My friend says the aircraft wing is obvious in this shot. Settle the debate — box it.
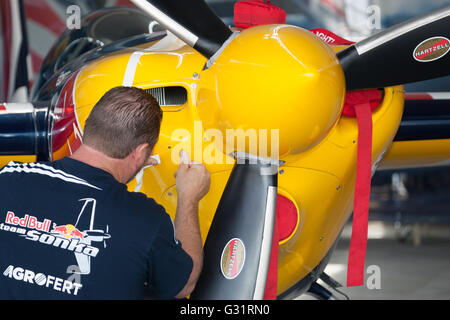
[380,93,450,170]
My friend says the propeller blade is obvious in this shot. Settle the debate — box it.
[190,154,279,300]
[130,0,232,58]
[338,5,450,91]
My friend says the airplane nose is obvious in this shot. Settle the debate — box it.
[197,24,346,159]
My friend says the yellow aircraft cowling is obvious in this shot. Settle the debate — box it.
[276,85,405,293]
[60,31,404,296]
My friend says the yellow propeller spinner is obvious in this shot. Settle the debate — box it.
[197,24,346,159]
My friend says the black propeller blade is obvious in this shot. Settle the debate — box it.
[130,0,232,58]
[190,154,279,300]
[338,5,450,91]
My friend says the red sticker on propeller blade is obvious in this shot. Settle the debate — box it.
[413,37,450,62]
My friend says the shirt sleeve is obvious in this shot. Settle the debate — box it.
[148,212,193,299]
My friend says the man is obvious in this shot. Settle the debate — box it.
[0,87,210,299]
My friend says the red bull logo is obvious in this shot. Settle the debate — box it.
[2,199,108,283]
[52,225,68,234]
[51,224,85,239]
[5,211,51,232]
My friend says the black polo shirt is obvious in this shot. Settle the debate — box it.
[0,157,192,299]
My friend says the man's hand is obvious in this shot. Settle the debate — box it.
[175,150,210,205]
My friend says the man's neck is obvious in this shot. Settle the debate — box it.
[70,145,131,184]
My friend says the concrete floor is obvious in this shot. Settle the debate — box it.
[297,222,450,300]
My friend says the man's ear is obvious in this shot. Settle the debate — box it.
[132,143,151,165]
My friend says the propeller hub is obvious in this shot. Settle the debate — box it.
[197,25,345,158]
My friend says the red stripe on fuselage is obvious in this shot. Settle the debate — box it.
[404,93,433,100]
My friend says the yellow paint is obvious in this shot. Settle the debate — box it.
[380,139,450,170]
[0,155,36,168]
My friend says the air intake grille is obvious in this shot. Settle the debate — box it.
[145,86,188,107]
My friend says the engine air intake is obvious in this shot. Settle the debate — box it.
[145,86,188,107]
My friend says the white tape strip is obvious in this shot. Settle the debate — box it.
[134,155,161,192]
[123,51,145,87]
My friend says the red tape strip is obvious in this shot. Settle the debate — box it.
[347,102,373,287]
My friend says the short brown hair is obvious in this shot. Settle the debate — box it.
[83,86,163,159]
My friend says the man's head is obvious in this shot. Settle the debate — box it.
[82,86,163,183]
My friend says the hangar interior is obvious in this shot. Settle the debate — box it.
[1,0,449,300]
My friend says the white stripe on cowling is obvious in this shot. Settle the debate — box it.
[122,31,185,88]
[122,51,145,87]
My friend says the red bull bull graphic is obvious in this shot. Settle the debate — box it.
[52,224,68,234]
[51,224,85,239]
[70,228,85,239]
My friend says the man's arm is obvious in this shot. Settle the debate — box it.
[173,151,210,299]
[173,198,203,298]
